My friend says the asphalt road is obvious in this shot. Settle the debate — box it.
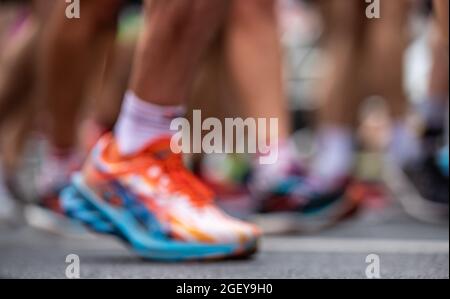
[0,200,448,279]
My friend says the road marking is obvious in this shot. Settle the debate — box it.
[262,237,449,254]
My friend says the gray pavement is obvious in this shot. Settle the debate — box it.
[0,200,448,279]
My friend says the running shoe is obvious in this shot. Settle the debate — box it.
[248,165,361,234]
[385,121,449,224]
[387,153,449,224]
[195,153,255,218]
[36,147,81,214]
[61,134,260,261]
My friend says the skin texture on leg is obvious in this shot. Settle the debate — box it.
[130,0,228,106]
[433,0,449,44]
[186,35,232,163]
[318,0,411,126]
[0,0,54,127]
[364,0,411,120]
[428,22,449,101]
[0,20,37,173]
[0,0,54,172]
[224,0,290,141]
[38,0,122,149]
[187,0,289,158]
[317,0,366,128]
[428,0,449,105]
[92,41,135,130]
[188,36,230,127]
[0,18,37,126]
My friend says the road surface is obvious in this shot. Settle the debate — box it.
[0,200,448,279]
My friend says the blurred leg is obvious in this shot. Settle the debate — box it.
[0,0,53,172]
[129,0,227,105]
[317,0,366,128]
[392,0,449,224]
[424,0,449,129]
[433,0,449,43]
[34,0,122,203]
[224,0,289,142]
[0,0,53,128]
[0,17,37,128]
[116,0,228,155]
[312,0,366,184]
[365,0,411,120]
[422,23,449,130]
[39,0,122,150]
[364,0,421,166]
[92,41,135,130]
[429,25,449,101]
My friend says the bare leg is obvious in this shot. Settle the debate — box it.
[364,0,411,120]
[0,0,53,172]
[433,0,449,43]
[427,0,449,115]
[307,0,368,185]
[0,0,53,128]
[428,24,449,101]
[317,0,366,128]
[130,0,227,106]
[0,17,37,127]
[92,41,135,130]
[113,0,229,157]
[224,0,289,141]
[38,0,122,149]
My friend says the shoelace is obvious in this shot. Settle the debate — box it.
[134,137,214,207]
[162,153,214,207]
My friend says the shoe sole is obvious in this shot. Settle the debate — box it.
[61,173,258,261]
[250,190,360,234]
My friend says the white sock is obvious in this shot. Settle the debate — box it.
[312,126,354,182]
[388,121,422,166]
[114,91,185,156]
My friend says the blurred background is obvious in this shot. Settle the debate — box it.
[0,0,448,278]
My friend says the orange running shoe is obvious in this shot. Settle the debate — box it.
[61,134,260,261]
